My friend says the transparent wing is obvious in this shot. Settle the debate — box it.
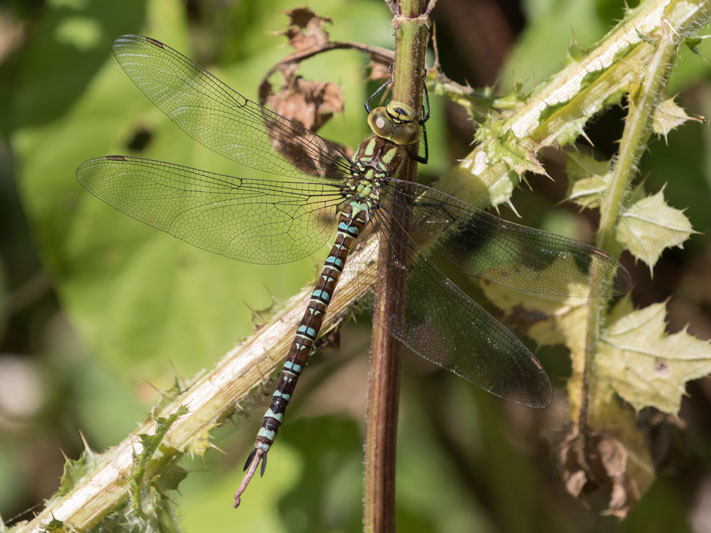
[361,207,552,408]
[76,156,343,265]
[381,180,632,298]
[112,34,353,181]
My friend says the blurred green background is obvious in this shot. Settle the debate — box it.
[1,0,710,531]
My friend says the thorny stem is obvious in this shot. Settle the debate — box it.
[18,240,381,531]
[363,1,430,532]
[577,1,706,434]
[439,0,705,211]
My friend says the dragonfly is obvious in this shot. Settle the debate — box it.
[76,34,632,508]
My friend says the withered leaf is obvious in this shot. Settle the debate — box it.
[367,58,391,83]
[281,7,332,52]
[265,77,343,132]
[257,75,349,176]
[560,430,649,519]
[255,7,350,174]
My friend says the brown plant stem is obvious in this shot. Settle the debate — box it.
[258,41,396,101]
[363,1,430,531]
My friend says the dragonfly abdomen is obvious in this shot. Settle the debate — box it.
[251,203,369,455]
[236,137,406,507]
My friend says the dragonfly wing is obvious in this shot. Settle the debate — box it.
[369,209,552,408]
[112,34,352,181]
[77,156,343,265]
[382,180,632,298]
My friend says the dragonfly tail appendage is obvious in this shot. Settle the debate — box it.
[234,449,265,507]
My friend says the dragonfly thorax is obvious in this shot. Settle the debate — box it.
[343,136,406,210]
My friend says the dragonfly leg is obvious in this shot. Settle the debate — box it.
[364,64,393,113]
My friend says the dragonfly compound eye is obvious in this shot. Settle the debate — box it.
[367,107,394,138]
[391,122,420,145]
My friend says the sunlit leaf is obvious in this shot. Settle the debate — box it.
[565,152,611,209]
[652,97,693,143]
[597,302,711,414]
[617,187,695,270]
[57,447,101,497]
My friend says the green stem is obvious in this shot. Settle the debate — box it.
[578,1,696,431]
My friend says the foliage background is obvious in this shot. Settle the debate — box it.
[0,0,710,531]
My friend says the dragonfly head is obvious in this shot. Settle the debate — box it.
[367,101,420,146]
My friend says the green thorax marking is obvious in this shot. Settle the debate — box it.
[345,136,405,207]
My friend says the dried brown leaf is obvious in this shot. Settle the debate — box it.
[255,77,348,178]
[265,77,343,132]
[281,7,332,52]
[255,7,350,176]
[560,430,647,519]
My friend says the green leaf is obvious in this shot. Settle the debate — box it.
[480,279,665,517]
[131,406,188,510]
[57,447,101,497]
[555,115,593,147]
[652,97,693,142]
[475,120,547,176]
[566,37,588,63]
[616,187,695,270]
[38,518,65,533]
[597,302,711,413]
[482,274,598,350]
[684,36,703,54]
[565,152,611,209]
